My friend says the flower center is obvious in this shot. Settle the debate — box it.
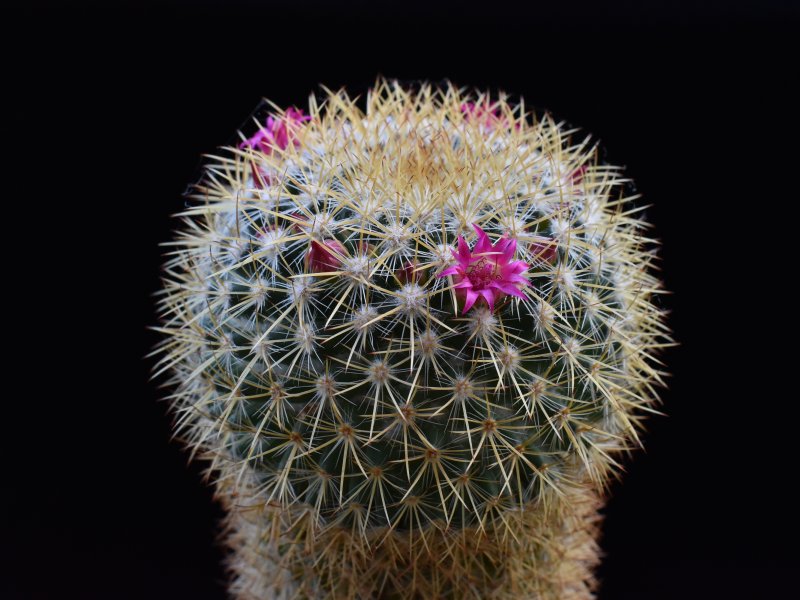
[466,258,499,289]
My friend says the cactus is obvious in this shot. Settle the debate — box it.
[155,80,669,599]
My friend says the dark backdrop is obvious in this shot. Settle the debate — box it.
[8,1,797,598]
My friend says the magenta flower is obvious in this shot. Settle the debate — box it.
[461,101,502,124]
[461,101,519,132]
[438,224,530,314]
[239,107,311,154]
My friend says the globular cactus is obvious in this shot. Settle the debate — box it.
[155,80,669,599]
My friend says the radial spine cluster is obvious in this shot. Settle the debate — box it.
[156,80,669,599]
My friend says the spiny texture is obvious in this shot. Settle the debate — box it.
[155,80,669,599]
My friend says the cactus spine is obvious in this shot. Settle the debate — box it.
[155,80,669,599]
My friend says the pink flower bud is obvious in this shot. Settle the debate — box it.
[570,164,588,184]
[287,212,308,233]
[306,239,345,273]
[396,260,423,284]
[250,162,272,189]
[356,240,374,254]
[529,239,557,264]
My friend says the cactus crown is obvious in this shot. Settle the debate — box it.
[155,79,668,597]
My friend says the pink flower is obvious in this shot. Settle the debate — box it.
[461,101,518,131]
[438,224,530,314]
[461,101,502,124]
[239,107,311,154]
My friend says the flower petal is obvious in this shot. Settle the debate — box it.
[499,236,517,260]
[456,236,471,263]
[438,265,460,278]
[493,281,528,299]
[462,289,480,314]
[473,224,493,254]
[478,288,496,312]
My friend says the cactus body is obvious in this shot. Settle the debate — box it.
[156,80,668,599]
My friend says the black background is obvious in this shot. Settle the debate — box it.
[8,1,798,598]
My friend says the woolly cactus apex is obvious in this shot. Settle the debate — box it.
[155,80,669,599]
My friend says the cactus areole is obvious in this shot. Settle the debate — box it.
[155,80,669,599]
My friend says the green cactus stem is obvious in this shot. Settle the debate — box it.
[155,79,669,599]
